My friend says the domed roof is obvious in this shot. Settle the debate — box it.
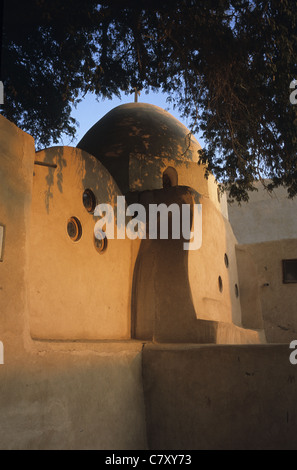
[77,103,201,193]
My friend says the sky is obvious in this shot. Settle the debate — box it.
[57,89,205,148]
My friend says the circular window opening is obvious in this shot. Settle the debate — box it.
[83,189,97,213]
[94,231,107,254]
[224,253,229,268]
[235,284,239,298]
[218,276,223,293]
[67,217,82,242]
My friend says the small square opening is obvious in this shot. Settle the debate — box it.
[282,259,297,284]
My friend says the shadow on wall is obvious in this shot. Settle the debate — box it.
[35,147,67,213]
[35,146,121,217]
[131,185,219,343]
[132,236,200,343]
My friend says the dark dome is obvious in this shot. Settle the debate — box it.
[77,103,201,194]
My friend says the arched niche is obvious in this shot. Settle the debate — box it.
[162,166,178,188]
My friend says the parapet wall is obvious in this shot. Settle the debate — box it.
[0,341,147,450]
[1,341,296,449]
[143,344,297,450]
[0,115,35,354]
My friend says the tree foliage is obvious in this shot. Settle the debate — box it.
[2,0,297,200]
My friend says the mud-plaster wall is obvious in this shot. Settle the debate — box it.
[0,116,147,449]
[129,154,229,219]
[131,186,263,344]
[1,114,296,450]
[241,240,297,343]
[188,196,241,325]
[0,342,147,450]
[143,344,297,450]
[0,115,34,352]
[129,153,243,333]
[29,146,133,340]
[228,180,297,244]
[235,246,264,330]
[226,181,297,343]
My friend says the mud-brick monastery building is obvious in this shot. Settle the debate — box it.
[1,103,297,449]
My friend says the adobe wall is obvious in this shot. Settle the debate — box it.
[188,196,241,326]
[131,185,264,344]
[235,245,264,330]
[143,344,297,450]
[0,116,147,450]
[29,146,133,340]
[226,181,297,343]
[129,154,229,219]
[241,240,297,343]
[1,340,297,450]
[1,115,292,450]
[228,181,297,244]
[0,114,35,354]
[0,341,147,450]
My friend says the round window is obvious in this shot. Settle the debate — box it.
[67,217,82,242]
[83,189,97,213]
[218,276,223,293]
[224,253,229,268]
[94,230,107,254]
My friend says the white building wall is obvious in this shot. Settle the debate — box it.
[228,181,297,244]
